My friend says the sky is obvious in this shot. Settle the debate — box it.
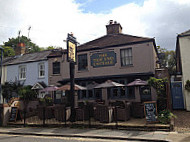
[0,0,190,50]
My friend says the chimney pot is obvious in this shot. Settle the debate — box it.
[109,20,113,25]
[106,20,122,35]
[14,43,26,56]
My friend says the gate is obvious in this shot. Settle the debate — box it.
[171,82,184,109]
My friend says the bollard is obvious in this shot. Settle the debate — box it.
[64,107,66,127]
[115,106,118,129]
[43,107,45,126]
[88,107,91,128]
[24,109,26,127]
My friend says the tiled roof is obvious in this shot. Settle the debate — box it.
[47,49,66,58]
[2,56,15,64]
[179,29,190,36]
[4,50,52,65]
[78,33,153,51]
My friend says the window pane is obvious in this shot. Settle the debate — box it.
[127,86,135,99]
[120,87,125,96]
[88,90,93,98]
[78,54,88,71]
[39,63,45,77]
[95,89,102,99]
[19,66,26,80]
[53,62,60,74]
[121,48,132,66]
[113,88,118,97]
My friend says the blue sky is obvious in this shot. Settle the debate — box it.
[76,0,144,13]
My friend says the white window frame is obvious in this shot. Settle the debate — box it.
[38,62,45,78]
[19,65,26,80]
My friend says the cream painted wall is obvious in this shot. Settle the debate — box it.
[1,66,7,103]
[179,35,190,110]
[1,66,7,84]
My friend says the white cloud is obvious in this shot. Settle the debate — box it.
[0,0,190,50]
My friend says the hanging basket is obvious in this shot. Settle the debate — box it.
[185,80,190,92]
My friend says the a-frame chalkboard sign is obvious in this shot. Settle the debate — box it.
[144,101,158,123]
[9,107,22,122]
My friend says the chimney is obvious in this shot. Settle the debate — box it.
[15,43,26,56]
[106,20,122,35]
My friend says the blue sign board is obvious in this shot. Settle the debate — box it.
[90,51,117,68]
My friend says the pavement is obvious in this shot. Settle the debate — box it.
[0,127,190,142]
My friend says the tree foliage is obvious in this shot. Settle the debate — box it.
[185,80,190,92]
[3,35,42,54]
[46,46,55,50]
[2,46,15,57]
[157,46,176,75]
[18,85,36,101]
[2,81,24,103]
[148,77,168,112]
[2,36,60,57]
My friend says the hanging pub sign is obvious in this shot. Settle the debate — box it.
[90,51,117,68]
[67,33,77,63]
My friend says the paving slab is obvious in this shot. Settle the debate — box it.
[0,127,170,141]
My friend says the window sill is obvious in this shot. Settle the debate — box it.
[120,64,133,69]
[19,78,26,81]
[38,76,45,79]
[52,74,61,76]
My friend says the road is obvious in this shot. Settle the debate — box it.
[0,134,140,142]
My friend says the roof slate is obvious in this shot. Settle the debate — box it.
[179,29,190,36]
[47,49,66,58]
[3,50,52,65]
[78,33,153,51]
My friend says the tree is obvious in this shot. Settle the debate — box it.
[148,77,168,112]
[2,82,13,103]
[18,85,36,126]
[2,46,15,57]
[18,85,36,101]
[46,46,62,50]
[157,46,176,75]
[4,35,42,53]
[1,81,24,103]
[46,46,55,50]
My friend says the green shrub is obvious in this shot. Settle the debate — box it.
[39,97,53,106]
[158,109,176,124]
[185,80,190,92]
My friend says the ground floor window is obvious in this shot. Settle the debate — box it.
[127,86,135,99]
[78,81,102,100]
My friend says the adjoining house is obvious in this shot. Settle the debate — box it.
[175,29,190,110]
[48,20,160,105]
[2,44,52,99]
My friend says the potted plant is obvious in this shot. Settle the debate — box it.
[185,80,190,92]
[158,109,176,124]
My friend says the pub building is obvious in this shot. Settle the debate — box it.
[48,20,160,106]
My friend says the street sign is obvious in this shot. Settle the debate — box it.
[67,33,77,63]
